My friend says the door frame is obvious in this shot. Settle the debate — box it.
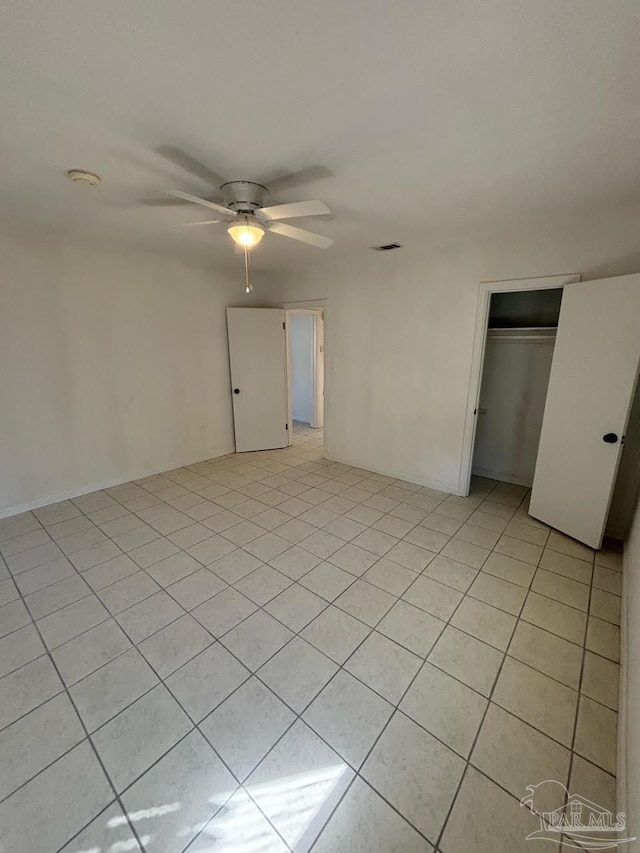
[282,299,327,449]
[457,273,581,495]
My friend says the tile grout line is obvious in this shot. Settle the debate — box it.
[181,505,462,849]
[3,461,616,638]
[1,533,622,662]
[45,567,285,853]
[3,476,617,740]
[432,489,548,851]
[10,479,613,615]
[307,487,527,847]
[2,581,608,804]
[7,516,149,853]
[0,439,621,852]
[433,501,618,848]
[567,571,597,796]
[2,487,616,685]
[48,478,353,852]
[304,480,520,849]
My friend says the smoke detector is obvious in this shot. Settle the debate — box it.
[67,169,101,187]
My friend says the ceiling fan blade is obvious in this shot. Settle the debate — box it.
[167,190,236,217]
[268,222,333,249]
[258,165,333,194]
[156,146,227,189]
[172,219,221,227]
[259,200,331,221]
[141,196,223,207]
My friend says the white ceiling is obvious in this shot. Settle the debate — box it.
[1,0,639,273]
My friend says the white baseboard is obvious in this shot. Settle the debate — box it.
[323,452,458,496]
[471,466,533,488]
[0,445,236,520]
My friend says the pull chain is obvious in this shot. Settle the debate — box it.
[244,245,253,294]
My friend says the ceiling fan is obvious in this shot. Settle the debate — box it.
[150,147,334,251]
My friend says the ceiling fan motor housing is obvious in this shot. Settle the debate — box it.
[221,181,268,213]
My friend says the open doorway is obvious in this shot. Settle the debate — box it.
[284,305,325,446]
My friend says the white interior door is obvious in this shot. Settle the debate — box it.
[226,308,289,453]
[529,273,640,548]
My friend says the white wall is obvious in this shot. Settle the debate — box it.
[5,210,639,514]
[289,313,314,424]
[608,379,640,539]
[269,208,640,493]
[621,496,640,852]
[0,227,245,515]
[473,334,555,487]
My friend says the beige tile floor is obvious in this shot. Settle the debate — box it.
[0,422,622,852]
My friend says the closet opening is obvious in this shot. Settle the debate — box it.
[471,288,563,488]
[461,271,640,546]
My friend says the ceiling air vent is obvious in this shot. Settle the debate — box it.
[370,242,403,252]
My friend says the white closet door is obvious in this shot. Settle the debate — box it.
[226,308,289,453]
[529,273,640,548]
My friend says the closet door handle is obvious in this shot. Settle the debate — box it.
[602,433,618,444]
[233,388,240,395]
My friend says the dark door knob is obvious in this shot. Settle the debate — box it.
[603,433,618,443]
[233,388,240,395]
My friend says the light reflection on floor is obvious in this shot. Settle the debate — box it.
[109,804,181,826]
[191,789,285,853]
[69,762,348,852]
[243,763,348,849]
[70,837,150,853]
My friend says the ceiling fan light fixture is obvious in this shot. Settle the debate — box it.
[227,215,265,248]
